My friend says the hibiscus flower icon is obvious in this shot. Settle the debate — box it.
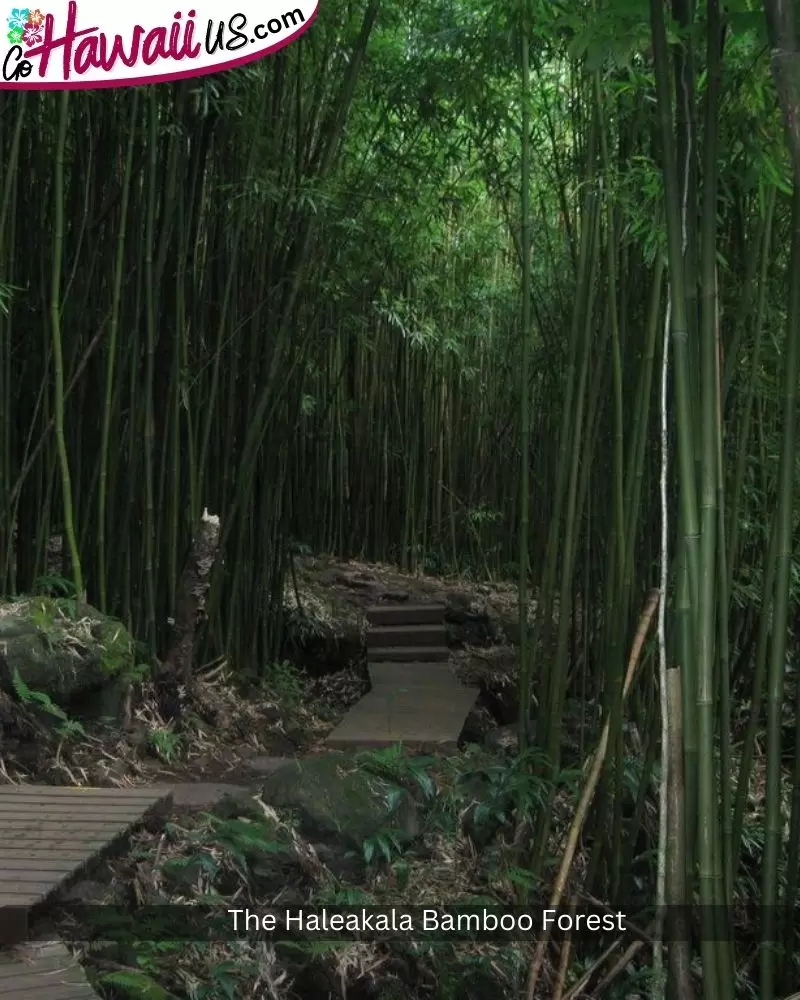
[27,6,43,23]
[22,18,41,42]
[7,7,30,29]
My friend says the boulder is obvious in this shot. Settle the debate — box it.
[0,596,136,718]
[262,752,419,852]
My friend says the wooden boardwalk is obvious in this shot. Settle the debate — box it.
[0,604,475,992]
[325,603,478,749]
[0,941,96,999]
[0,784,172,997]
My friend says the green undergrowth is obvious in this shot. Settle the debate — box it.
[62,746,581,1000]
[58,736,785,1000]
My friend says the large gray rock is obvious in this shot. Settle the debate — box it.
[262,752,419,851]
[0,596,136,714]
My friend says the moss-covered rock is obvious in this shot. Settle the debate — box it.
[263,752,420,851]
[0,596,135,714]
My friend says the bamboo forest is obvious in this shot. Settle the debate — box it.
[1,0,799,997]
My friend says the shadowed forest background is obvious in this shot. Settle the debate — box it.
[2,0,800,997]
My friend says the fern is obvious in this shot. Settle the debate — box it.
[31,573,76,597]
[10,667,85,738]
[11,667,66,719]
[56,718,87,739]
[10,667,31,703]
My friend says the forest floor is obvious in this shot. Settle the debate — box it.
[2,558,775,998]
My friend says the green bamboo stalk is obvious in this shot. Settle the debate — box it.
[142,91,158,650]
[760,182,800,1000]
[726,189,775,599]
[759,2,800,993]
[51,92,83,599]
[596,74,628,897]
[696,0,731,985]
[623,257,665,588]
[0,93,25,593]
[98,91,138,611]
[666,666,694,999]
[650,0,710,986]
[517,7,533,756]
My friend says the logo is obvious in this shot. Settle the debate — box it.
[1,0,317,88]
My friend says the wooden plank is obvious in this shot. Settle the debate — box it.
[0,819,152,832]
[0,860,88,872]
[0,843,108,856]
[0,795,160,812]
[0,986,92,999]
[2,872,76,888]
[0,795,161,811]
[0,813,162,825]
[0,853,103,863]
[0,786,162,798]
[0,941,97,998]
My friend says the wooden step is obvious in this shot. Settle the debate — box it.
[367,624,447,648]
[366,603,445,627]
[369,662,456,688]
[367,645,450,663]
[325,681,478,750]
